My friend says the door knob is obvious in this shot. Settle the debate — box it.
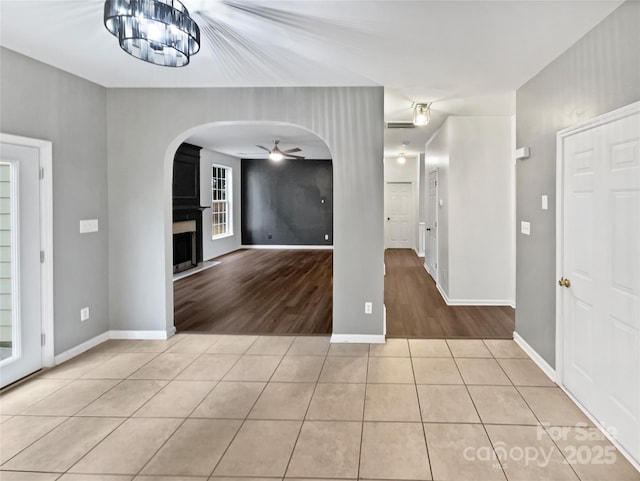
[387,217,390,221]
[426,228,431,231]
[558,277,571,288]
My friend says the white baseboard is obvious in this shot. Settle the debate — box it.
[331,334,385,344]
[436,282,450,303]
[54,331,110,365]
[413,247,425,258]
[54,328,176,365]
[383,305,387,336]
[110,329,173,340]
[242,245,333,250]
[435,283,512,306]
[513,331,556,382]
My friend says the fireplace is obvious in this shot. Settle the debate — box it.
[173,220,197,273]
[172,142,207,274]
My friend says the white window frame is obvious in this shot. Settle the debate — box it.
[211,164,232,239]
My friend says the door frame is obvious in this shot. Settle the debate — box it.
[425,168,438,282]
[555,101,640,467]
[0,133,54,368]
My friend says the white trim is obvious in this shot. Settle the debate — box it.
[436,282,449,304]
[330,334,385,344]
[109,329,174,340]
[242,245,333,250]
[558,383,640,473]
[413,247,424,258]
[513,331,556,382]
[383,304,387,336]
[435,283,511,306]
[0,133,54,368]
[54,331,110,365]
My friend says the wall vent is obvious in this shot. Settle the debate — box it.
[386,121,416,129]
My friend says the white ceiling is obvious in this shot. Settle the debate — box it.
[0,0,622,156]
[187,122,332,159]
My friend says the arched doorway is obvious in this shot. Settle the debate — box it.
[167,121,334,335]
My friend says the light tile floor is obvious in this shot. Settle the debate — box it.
[1,335,639,481]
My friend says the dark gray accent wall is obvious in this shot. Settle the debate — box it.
[0,47,109,355]
[241,159,333,246]
[516,1,640,367]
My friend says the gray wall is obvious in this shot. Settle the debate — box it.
[241,159,333,246]
[0,47,109,355]
[107,87,385,337]
[516,1,640,366]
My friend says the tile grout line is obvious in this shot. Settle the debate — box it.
[409,339,436,481]
[451,340,510,481]
[355,343,370,481]
[282,340,332,479]
[511,382,586,481]
[207,336,296,478]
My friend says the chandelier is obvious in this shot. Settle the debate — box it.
[104,0,201,67]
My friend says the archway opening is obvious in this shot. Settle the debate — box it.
[167,121,334,335]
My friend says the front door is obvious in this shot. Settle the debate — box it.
[559,103,640,462]
[425,169,438,280]
[0,142,42,387]
[385,182,412,249]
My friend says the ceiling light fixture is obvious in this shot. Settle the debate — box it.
[104,0,201,67]
[413,103,431,126]
[397,152,406,165]
[269,151,284,162]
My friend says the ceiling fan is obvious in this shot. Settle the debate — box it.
[256,140,305,161]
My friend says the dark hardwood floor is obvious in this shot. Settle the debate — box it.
[174,249,333,334]
[174,247,514,338]
[384,249,515,338]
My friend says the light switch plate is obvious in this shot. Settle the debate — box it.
[80,219,99,234]
[541,195,548,210]
[521,221,531,235]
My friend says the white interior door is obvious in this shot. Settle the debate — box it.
[0,142,42,387]
[385,182,412,249]
[425,169,438,280]
[559,103,640,463]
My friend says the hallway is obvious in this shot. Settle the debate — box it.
[385,249,515,338]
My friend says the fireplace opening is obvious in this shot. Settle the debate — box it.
[173,220,197,273]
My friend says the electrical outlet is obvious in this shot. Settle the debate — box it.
[364,302,373,314]
[324,234,329,241]
[521,221,531,235]
[267,234,272,239]
[80,307,90,322]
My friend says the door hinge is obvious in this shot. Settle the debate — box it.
[435,263,438,269]
[39,167,44,180]
[40,251,45,263]
[41,333,46,346]
[435,222,437,228]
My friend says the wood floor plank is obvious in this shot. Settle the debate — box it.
[384,249,514,338]
[173,249,333,334]
[173,248,514,338]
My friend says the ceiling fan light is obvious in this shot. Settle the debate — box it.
[413,103,431,126]
[269,151,284,162]
[104,0,201,67]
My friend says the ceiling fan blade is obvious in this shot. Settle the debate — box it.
[256,145,271,152]
[285,154,306,159]
[282,147,302,154]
